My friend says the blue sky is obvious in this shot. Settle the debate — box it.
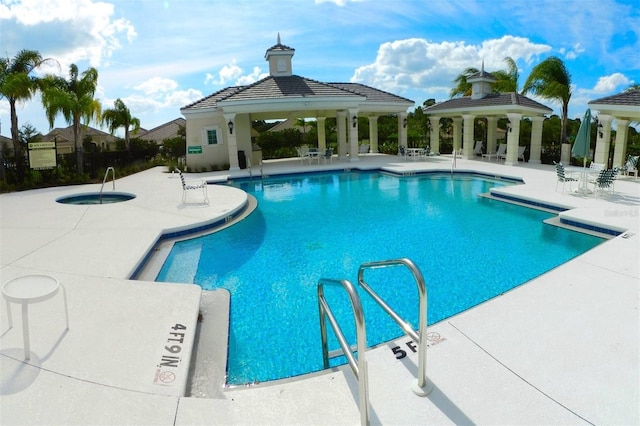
[1,0,639,138]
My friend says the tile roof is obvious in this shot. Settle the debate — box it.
[589,90,640,107]
[327,82,414,104]
[139,118,185,143]
[182,76,413,112]
[425,92,552,114]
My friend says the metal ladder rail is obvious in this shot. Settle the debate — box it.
[357,258,432,396]
[99,167,115,203]
[317,278,370,426]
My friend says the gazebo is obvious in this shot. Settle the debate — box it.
[588,90,640,167]
[180,35,414,171]
[424,68,552,166]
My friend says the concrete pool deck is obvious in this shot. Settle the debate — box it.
[0,154,638,425]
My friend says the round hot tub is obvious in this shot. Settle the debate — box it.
[56,192,136,205]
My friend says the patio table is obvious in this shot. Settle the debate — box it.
[2,274,69,359]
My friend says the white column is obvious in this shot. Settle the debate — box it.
[529,116,544,164]
[224,113,239,170]
[429,116,441,154]
[505,113,522,166]
[462,114,475,159]
[452,117,462,154]
[368,116,379,153]
[612,119,629,168]
[337,111,347,160]
[398,112,408,152]
[317,117,327,151]
[593,114,613,166]
[486,116,498,155]
[349,109,359,162]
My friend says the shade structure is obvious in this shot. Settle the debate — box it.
[572,108,592,167]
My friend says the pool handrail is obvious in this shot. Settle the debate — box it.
[317,278,369,426]
[357,258,432,396]
[99,166,116,203]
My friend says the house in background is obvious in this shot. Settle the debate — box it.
[138,118,186,146]
[40,126,118,153]
[180,35,414,171]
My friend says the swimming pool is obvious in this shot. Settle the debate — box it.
[156,171,603,385]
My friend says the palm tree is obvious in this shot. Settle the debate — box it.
[491,57,519,93]
[450,67,479,98]
[521,56,572,145]
[40,64,101,173]
[101,98,140,151]
[0,50,55,166]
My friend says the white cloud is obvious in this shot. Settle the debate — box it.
[134,77,178,96]
[352,36,551,99]
[592,73,630,93]
[559,43,585,60]
[205,62,244,86]
[0,0,137,68]
[314,0,364,6]
[205,63,268,87]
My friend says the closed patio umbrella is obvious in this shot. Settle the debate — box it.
[572,108,592,169]
[571,108,592,193]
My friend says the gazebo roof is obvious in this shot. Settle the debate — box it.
[588,90,640,120]
[181,75,413,116]
[424,92,552,117]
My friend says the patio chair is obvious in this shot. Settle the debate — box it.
[473,140,483,156]
[359,144,370,154]
[496,144,508,160]
[178,169,209,204]
[398,145,407,160]
[621,155,638,180]
[322,148,333,164]
[517,146,526,162]
[590,168,615,197]
[296,146,310,164]
[554,161,578,192]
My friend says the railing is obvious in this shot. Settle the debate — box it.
[316,258,431,425]
[317,278,370,426]
[99,167,115,203]
[357,258,432,396]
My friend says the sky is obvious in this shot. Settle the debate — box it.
[1,0,639,138]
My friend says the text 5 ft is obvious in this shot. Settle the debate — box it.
[391,340,418,359]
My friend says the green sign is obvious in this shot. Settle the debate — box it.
[188,146,202,154]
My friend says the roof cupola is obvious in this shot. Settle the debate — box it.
[265,33,295,77]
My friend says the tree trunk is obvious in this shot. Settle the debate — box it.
[9,99,25,182]
[74,120,84,174]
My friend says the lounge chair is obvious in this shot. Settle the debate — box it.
[473,140,483,156]
[517,146,526,162]
[359,144,370,154]
[554,161,578,193]
[178,169,209,204]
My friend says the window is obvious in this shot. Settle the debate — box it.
[202,127,221,146]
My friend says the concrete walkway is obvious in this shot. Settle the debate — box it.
[1,154,638,425]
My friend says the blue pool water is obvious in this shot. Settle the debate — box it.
[156,171,603,384]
